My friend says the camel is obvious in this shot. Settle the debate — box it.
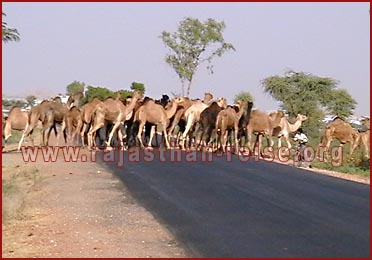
[197,98,228,148]
[87,91,142,148]
[134,97,185,149]
[67,91,84,108]
[272,114,308,149]
[167,93,214,144]
[180,95,227,150]
[215,100,252,153]
[80,98,103,147]
[246,110,285,154]
[318,117,359,156]
[3,107,29,150]
[351,118,370,158]
[61,106,83,145]
[22,98,69,146]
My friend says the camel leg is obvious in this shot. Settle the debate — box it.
[81,123,88,147]
[88,121,105,149]
[162,123,170,149]
[136,122,146,149]
[106,121,122,147]
[234,125,239,154]
[17,122,29,151]
[148,125,156,147]
[180,114,194,150]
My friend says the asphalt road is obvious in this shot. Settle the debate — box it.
[102,149,370,257]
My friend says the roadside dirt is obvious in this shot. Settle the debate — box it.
[2,148,188,258]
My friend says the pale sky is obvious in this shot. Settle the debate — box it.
[2,2,370,117]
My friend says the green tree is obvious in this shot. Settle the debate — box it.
[81,86,115,105]
[261,70,357,136]
[2,13,20,43]
[160,17,235,96]
[234,91,254,103]
[66,81,85,96]
[25,95,37,107]
[130,82,145,94]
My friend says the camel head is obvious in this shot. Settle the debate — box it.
[360,118,370,129]
[132,91,143,100]
[296,114,308,122]
[216,97,228,109]
[203,92,213,103]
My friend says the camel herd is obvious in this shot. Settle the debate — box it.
[2,92,370,159]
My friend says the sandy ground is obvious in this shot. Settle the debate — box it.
[2,147,188,258]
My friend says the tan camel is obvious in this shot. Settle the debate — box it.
[180,96,226,150]
[351,118,370,158]
[22,98,69,146]
[134,97,184,149]
[61,106,83,145]
[3,107,29,150]
[80,98,103,147]
[167,93,214,143]
[215,100,249,153]
[272,114,308,149]
[319,117,359,156]
[246,110,285,153]
[87,91,142,148]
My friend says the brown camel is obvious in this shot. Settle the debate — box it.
[246,110,285,154]
[198,98,228,148]
[3,107,29,150]
[272,114,308,149]
[61,106,83,145]
[67,91,84,108]
[215,100,251,153]
[22,98,69,146]
[319,117,359,156]
[134,97,184,149]
[87,91,142,148]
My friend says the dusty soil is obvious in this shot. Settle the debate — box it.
[2,147,188,258]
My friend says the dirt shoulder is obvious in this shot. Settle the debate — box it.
[2,149,188,258]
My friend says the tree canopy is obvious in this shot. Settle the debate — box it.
[234,91,254,103]
[261,70,357,135]
[160,17,235,97]
[130,82,145,94]
[66,81,85,96]
[25,95,37,107]
[2,12,20,43]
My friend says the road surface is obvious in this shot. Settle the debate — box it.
[102,149,370,257]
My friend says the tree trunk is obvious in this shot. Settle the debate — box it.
[186,80,192,97]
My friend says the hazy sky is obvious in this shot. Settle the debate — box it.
[2,2,370,116]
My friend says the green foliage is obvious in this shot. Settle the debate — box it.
[2,13,20,43]
[130,82,145,94]
[81,86,115,105]
[2,99,27,108]
[234,91,254,103]
[160,17,235,96]
[66,81,85,96]
[25,95,37,107]
[115,90,133,101]
[261,70,356,136]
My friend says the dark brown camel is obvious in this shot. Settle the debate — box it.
[197,97,227,148]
